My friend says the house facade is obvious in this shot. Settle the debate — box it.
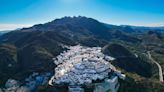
[94,76,119,92]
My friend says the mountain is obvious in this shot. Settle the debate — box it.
[0,17,132,80]
[102,44,153,77]
[0,16,164,92]
[0,16,113,84]
[0,31,10,36]
[0,16,152,77]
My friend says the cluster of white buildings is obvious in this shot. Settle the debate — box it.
[48,45,126,92]
[1,72,51,92]
[1,45,125,92]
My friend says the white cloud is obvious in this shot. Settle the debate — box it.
[130,22,164,27]
[146,22,164,27]
[0,23,33,31]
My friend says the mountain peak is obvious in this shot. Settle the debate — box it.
[50,16,99,25]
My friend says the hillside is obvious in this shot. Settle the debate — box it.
[0,17,145,77]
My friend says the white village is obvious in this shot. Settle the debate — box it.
[49,45,126,92]
[0,45,125,92]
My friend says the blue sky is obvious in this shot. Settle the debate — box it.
[0,0,164,31]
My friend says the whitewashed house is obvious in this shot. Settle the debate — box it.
[94,76,119,92]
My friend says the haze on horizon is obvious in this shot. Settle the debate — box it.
[0,0,164,31]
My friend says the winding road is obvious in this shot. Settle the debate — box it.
[147,51,163,82]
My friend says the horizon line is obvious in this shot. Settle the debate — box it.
[0,16,164,31]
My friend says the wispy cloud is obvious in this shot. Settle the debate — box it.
[132,22,164,27]
[146,22,164,27]
[0,23,33,31]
